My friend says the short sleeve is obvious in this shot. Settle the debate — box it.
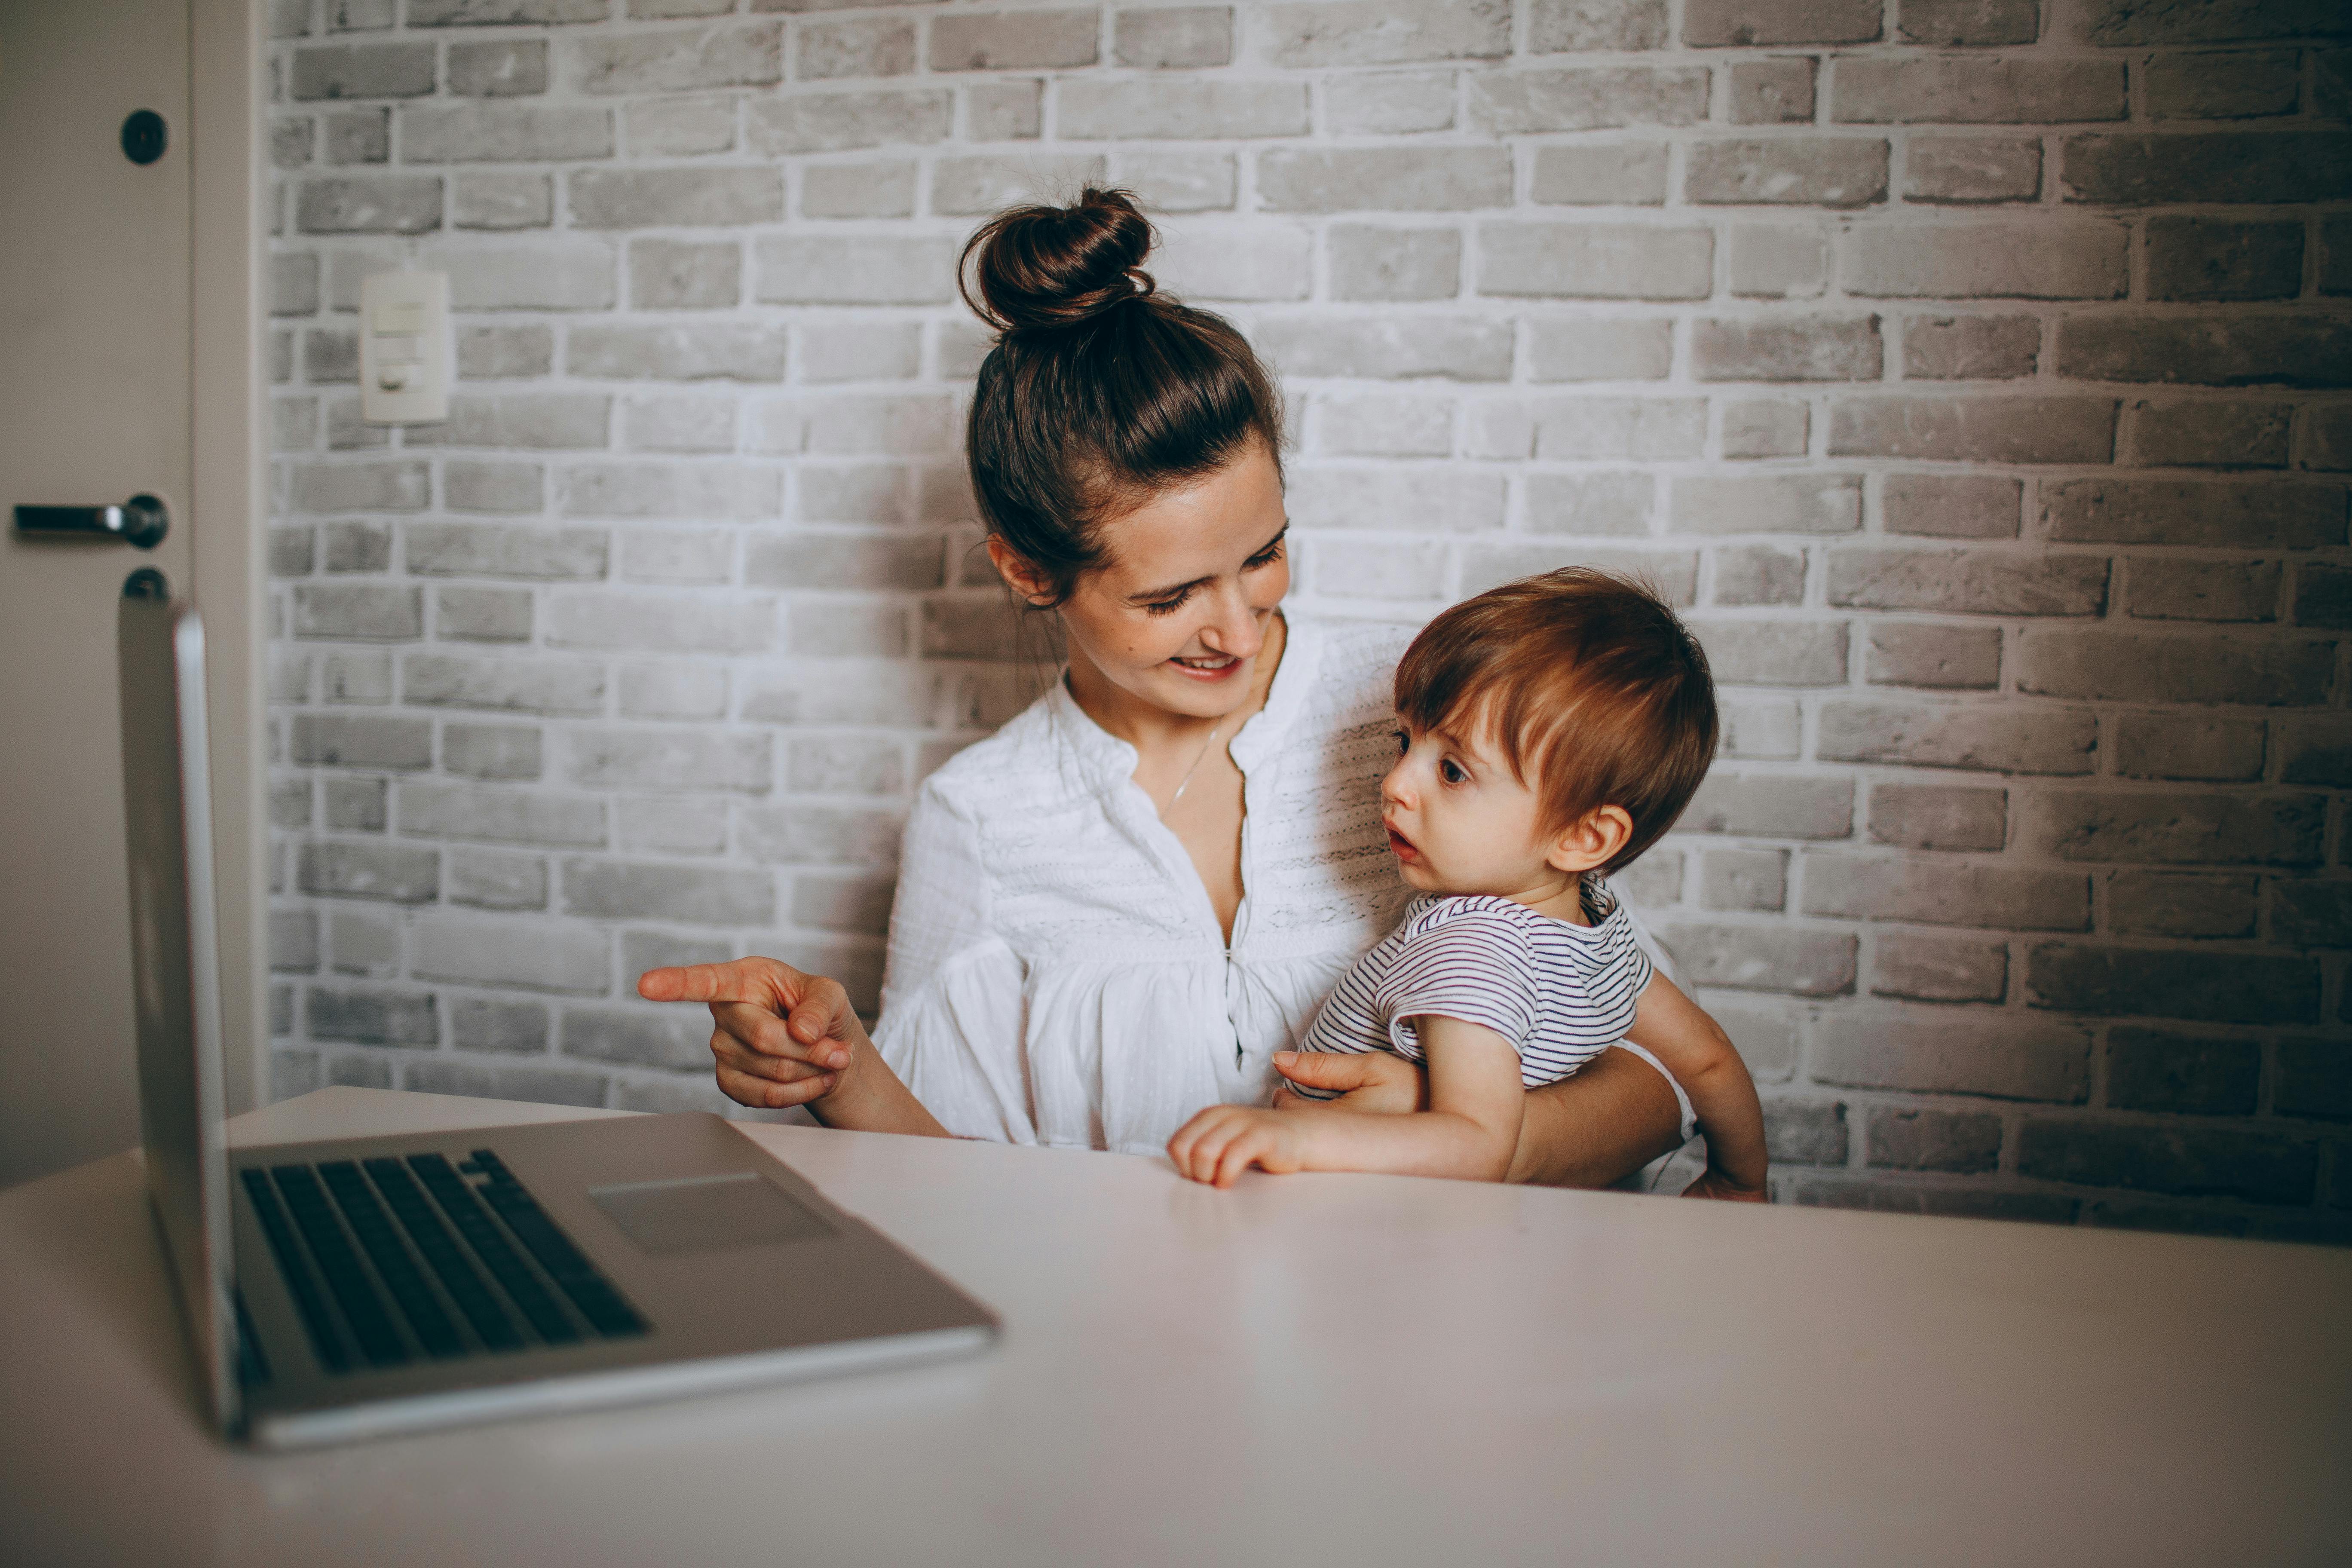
[1378,905,1543,1059]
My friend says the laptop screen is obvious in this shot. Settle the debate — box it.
[118,586,238,1435]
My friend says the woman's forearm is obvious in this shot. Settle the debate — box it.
[1507,1046,1685,1187]
[812,1030,956,1138]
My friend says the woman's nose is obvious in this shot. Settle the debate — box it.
[1195,584,1265,658]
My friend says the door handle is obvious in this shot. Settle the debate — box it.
[13,494,170,549]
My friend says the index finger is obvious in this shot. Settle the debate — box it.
[638,958,803,1009]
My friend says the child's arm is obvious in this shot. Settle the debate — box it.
[1622,972,1769,1201]
[1167,1019,1525,1186]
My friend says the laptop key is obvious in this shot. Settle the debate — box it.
[471,1162,648,1338]
[408,1155,582,1345]
[270,1166,410,1369]
[319,1162,466,1360]
[362,1157,523,1353]
[240,1168,351,1375]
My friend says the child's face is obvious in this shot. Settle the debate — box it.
[1379,709,1568,901]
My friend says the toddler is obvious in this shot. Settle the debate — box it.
[1168,569,1768,1197]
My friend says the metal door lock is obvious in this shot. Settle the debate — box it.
[13,494,170,549]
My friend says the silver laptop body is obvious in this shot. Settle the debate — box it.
[119,586,996,1449]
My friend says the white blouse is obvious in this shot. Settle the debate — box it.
[872,613,1696,1158]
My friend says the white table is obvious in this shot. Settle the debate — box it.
[2,1087,2347,1567]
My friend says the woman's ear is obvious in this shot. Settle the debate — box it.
[985,538,1057,606]
[1545,805,1633,876]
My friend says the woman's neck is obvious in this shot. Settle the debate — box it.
[1064,610,1288,762]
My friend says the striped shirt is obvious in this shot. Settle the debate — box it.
[1295,880,1655,1091]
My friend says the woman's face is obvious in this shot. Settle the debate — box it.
[1001,442,1291,723]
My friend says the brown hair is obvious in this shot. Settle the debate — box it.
[959,188,1284,606]
[1395,569,1718,874]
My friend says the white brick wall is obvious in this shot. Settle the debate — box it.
[266,0,2352,1241]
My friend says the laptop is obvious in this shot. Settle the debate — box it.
[118,578,997,1449]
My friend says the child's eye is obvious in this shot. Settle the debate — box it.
[1393,729,1410,756]
[1439,758,1467,785]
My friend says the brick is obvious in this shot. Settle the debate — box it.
[1804,854,2090,929]
[452,173,552,232]
[557,462,777,520]
[1257,315,1512,380]
[1729,222,1830,299]
[2063,132,2352,205]
[402,103,610,162]
[1843,222,2124,298]
[1063,79,1305,140]
[1514,315,1684,381]
[2107,1028,2260,1114]
[1154,222,1312,303]
[541,590,772,654]
[2068,0,2352,43]
[567,322,782,383]
[929,9,1097,70]
[406,0,608,21]
[1468,67,1709,133]
[321,520,391,573]
[2128,401,2290,470]
[1865,622,2002,689]
[2016,1116,2315,1204]
[1661,923,1855,995]
[1329,226,1460,303]
[738,804,904,867]
[563,858,775,925]
[1902,315,2038,381]
[2299,566,2352,628]
[2014,631,2334,707]
[447,37,547,96]
[755,235,959,306]
[458,329,554,380]
[1712,545,1806,606]
[796,323,921,385]
[303,323,358,382]
[797,16,914,80]
[1868,783,2005,851]
[1112,5,1231,67]
[570,167,781,229]
[2107,870,2259,939]
[1814,1011,2089,1100]
[564,727,770,794]
[627,239,740,312]
[1460,545,1699,604]
[291,41,435,99]
[1694,621,1848,686]
[1531,144,1669,206]
[414,916,606,993]
[1762,1098,1850,1164]
[617,796,729,857]
[291,583,423,642]
[405,1058,607,1109]
[1700,847,1786,911]
[2114,716,2266,783]
[1309,540,1450,601]
[2145,217,2303,303]
[566,21,779,94]
[1869,1107,2003,1173]
[398,781,607,846]
[626,95,737,156]
[2127,557,2280,622]
[1671,474,1860,534]
[2299,407,2352,472]
[405,392,609,450]
[1478,223,1712,300]
[1324,69,1455,133]
[271,910,320,974]
[2022,788,2326,867]
[1687,138,1888,206]
[1115,151,1237,212]
[1905,137,2042,204]
[1527,398,1706,460]
[1693,314,1880,382]
[443,721,541,781]
[746,532,943,593]
[1721,400,1808,459]
[449,846,548,910]
[401,652,605,716]
[324,778,387,831]
[1715,701,1800,762]
[309,985,438,1046]
[625,395,735,455]
[1684,0,1879,44]
[790,736,908,796]
[1729,58,1815,124]
[405,521,606,579]
[1898,0,2038,45]
[1835,58,2123,123]
[1530,0,1668,50]
[2275,1038,2352,1120]
[619,527,735,585]
[435,585,533,643]
[2146,49,2300,120]
[326,108,389,169]
[2039,480,2346,548]
[296,177,441,234]
[560,1006,708,1072]
[792,873,897,936]
[1260,147,1510,212]
[1318,394,1454,459]
[927,153,1102,218]
[1681,772,1853,838]
[1261,0,1508,65]
[298,840,439,903]
[1281,467,1501,532]
[746,90,950,155]
[451,998,549,1054]
[1829,548,2107,616]
[1830,396,2116,463]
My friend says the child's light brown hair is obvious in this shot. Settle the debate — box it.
[1395,568,1717,875]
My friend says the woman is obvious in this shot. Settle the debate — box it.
[641,190,1693,1187]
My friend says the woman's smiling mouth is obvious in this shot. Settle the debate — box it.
[1170,652,1243,681]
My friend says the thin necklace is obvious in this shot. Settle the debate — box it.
[1167,720,1225,807]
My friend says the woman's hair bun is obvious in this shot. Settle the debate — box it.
[960,187,1158,333]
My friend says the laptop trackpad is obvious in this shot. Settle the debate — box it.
[590,1172,835,1256]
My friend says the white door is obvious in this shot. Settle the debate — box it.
[0,0,210,1186]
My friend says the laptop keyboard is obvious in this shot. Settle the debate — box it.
[239,1149,648,1377]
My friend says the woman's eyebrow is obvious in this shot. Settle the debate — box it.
[1126,523,1289,604]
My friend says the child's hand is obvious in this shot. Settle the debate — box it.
[1167,1106,1306,1188]
[1681,1167,1768,1202]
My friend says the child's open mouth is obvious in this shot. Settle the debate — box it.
[1385,825,1419,863]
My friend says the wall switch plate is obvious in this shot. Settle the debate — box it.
[358,271,451,426]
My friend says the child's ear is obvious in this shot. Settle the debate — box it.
[986,538,1058,606]
[1545,805,1633,876]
